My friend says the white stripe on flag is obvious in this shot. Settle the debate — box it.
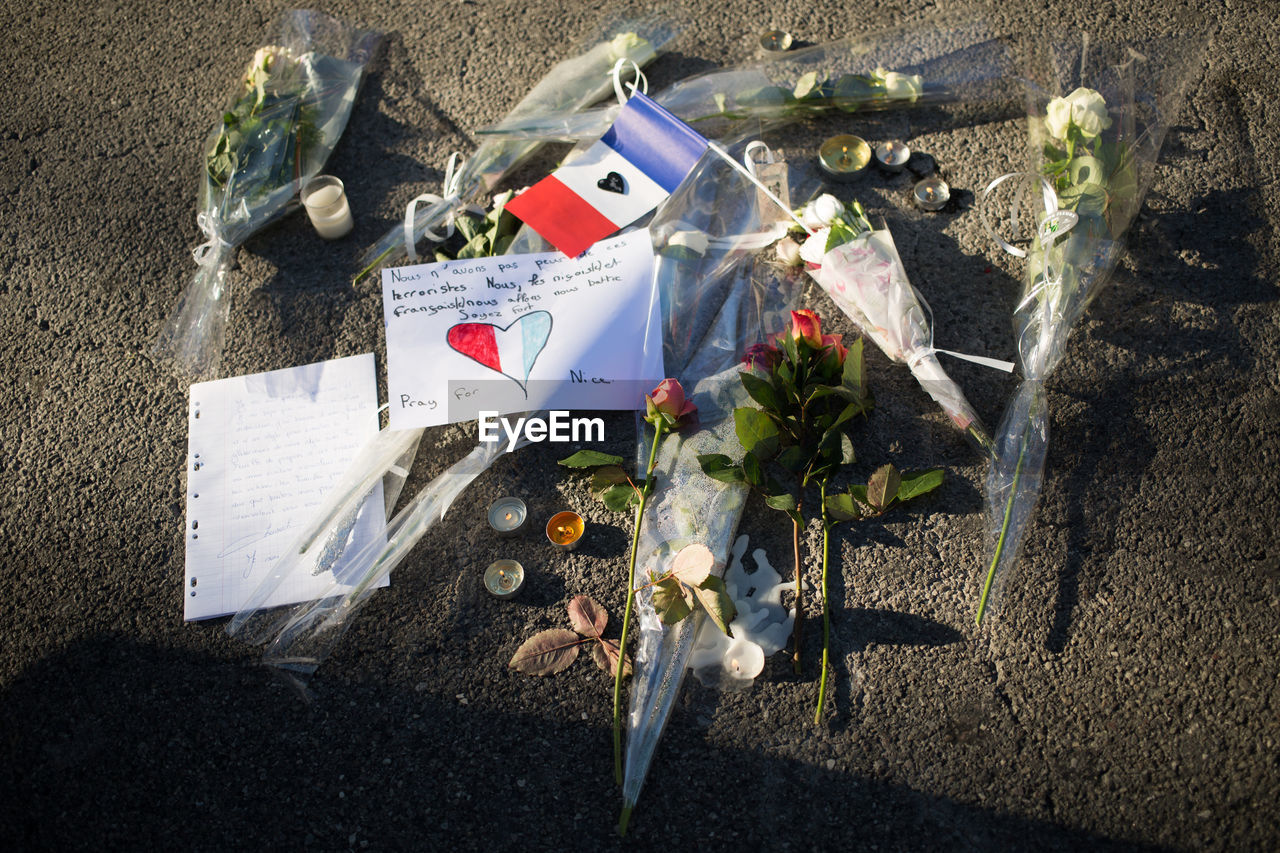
[552,141,670,230]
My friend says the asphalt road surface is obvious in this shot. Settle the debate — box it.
[1,0,1276,849]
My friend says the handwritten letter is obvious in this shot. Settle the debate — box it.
[381,229,663,430]
[184,354,384,621]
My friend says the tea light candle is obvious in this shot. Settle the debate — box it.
[487,497,527,536]
[874,140,911,173]
[759,29,793,52]
[723,638,765,679]
[817,135,871,182]
[546,511,585,551]
[484,559,525,599]
[300,175,353,239]
[913,176,951,211]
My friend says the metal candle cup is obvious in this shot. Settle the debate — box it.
[913,176,951,211]
[759,30,793,52]
[487,497,528,536]
[300,175,354,239]
[817,135,871,182]
[484,559,525,599]
[546,511,585,551]
[874,140,911,173]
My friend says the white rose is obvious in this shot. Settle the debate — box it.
[775,236,802,266]
[609,32,655,67]
[799,230,830,266]
[801,194,845,230]
[1044,87,1112,140]
[881,70,923,102]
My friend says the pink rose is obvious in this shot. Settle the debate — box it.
[645,378,696,427]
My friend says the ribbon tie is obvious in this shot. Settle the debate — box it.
[610,58,649,104]
[979,172,1079,312]
[191,211,234,267]
[403,152,486,263]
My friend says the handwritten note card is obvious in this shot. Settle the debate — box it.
[184,354,385,621]
[381,229,663,431]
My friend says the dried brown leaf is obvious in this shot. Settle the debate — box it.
[591,639,633,679]
[567,595,607,638]
[509,629,581,675]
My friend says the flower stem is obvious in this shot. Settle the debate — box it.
[814,480,832,724]
[614,419,665,785]
[976,436,1028,626]
[790,494,804,676]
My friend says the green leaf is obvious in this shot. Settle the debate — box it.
[742,451,765,487]
[558,450,625,468]
[840,432,856,465]
[896,468,944,502]
[737,85,791,108]
[825,492,863,522]
[833,74,875,110]
[698,453,745,484]
[866,464,901,511]
[652,577,693,625]
[792,71,820,100]
[692,575,736,635]
[1068,155,1107,188]
[841,338,867,399]
[764,492,797,513]
[589,465,629,493]
[739,371,779,410]
[825,221,856,253]
[600,483,641,513]
[775,445,807,473]
[734,407,779,458]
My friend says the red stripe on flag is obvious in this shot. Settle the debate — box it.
[505,176,620,258]
[447,323,501,373]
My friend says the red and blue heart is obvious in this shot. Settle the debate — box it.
[446,311,553,394]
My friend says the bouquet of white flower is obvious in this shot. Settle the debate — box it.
[473,19,1014,143]
[155,10,380,378]
[976,34,1205,624]
[777,193,996,452]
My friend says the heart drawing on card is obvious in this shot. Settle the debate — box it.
[446,311,553,396]
[597,171,626,194]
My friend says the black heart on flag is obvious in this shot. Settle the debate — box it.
[597,171,626,194]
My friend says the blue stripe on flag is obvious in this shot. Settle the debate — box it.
[601,92,708,194]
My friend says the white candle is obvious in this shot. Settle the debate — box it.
[301,176,354,239]
[723,638,765,679]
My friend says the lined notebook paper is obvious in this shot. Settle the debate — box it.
[184,354,386,621]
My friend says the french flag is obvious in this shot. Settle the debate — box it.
[506,91,709,257]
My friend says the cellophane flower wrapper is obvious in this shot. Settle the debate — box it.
[155,10,380,378]
[807,221,990,450]
[353,13,678,281]
[227,420,422,647]
[978,34,1204,621]
[622,145,800,822]
[475,18,1015,143]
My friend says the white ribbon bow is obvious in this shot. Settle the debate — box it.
[979,172,1079,312]
[402,152,486,263]
[191,211,235,267]
[610,57,649,104]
